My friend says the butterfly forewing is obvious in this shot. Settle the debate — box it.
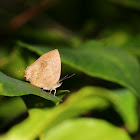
[24,49,61,90]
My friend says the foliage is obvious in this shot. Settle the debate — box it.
[0,0,140,140]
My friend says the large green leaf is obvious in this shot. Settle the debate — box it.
[0,87,109,140]
[44,118,132,140]
[0,86,137,140]
[17,41,140,99]
[0,71,62,102]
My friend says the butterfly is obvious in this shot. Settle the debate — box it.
[24,49,74,96]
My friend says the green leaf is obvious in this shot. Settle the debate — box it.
[112,89,138,133]
[67,86,139,133]
[44,118,132,140]
[0,71,62,102]
[75,87,138,133]
[0,86,137,140]
[17,41,140,99]
[0,87,109,140]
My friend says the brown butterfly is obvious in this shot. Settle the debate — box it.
[24,49,74,95]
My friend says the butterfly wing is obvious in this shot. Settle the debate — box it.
[24,49,61,90]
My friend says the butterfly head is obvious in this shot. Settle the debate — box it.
[55,81,63,89]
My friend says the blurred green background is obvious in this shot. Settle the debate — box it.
[0,0,140,140]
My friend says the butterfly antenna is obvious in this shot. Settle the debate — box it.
[59,74,75,82]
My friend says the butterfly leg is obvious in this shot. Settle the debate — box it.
[54,89,56,96]
[49,90,52,94]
